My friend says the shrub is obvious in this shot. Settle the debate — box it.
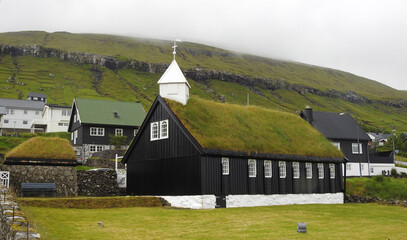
[373,175,385,182]
[109,134,127,149]
[391,168,398,176]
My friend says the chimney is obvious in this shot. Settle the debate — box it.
[305,106,313,123]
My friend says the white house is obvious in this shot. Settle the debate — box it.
[33,104,71,132]
[0,98,45,133]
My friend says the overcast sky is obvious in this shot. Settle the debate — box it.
[0,0,406,90]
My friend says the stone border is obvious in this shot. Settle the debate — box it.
[0,186,40,240]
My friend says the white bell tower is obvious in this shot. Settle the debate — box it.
[157,41,191,105]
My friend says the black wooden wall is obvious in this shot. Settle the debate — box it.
[332,139,369,163]
[201,156,343,195]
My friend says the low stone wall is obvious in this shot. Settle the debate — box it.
[85,158,125,169]
[77,170,125,196]
[0,186,40,240]
[345,195,407,207]
[1,165,77,197]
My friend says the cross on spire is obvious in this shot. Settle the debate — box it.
[172,41,177,60]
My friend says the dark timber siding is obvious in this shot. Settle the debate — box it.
[200,157,343,195]
[80,124,136,145]
[126,100,201,195]
[332,139,369,163]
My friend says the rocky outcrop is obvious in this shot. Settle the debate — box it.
[1,44,405,107]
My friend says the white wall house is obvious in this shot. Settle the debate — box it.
[0,98,45,133]
[36,104,71,132]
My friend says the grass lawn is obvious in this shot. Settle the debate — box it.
[22,203,407,240]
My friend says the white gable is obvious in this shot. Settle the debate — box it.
[157,60,191,88]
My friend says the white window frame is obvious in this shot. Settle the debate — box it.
[293,162,300,179]
[115,128,123,137]
[134,129,139,136]
[24,110,28,115]
[329,164,335,179]
[160,119,169,139]
[352,143,363,154]
[264,160,272,178]
[331,142,340,150]
[35,111,39,115]
[62,109,70,116]
[7,109,14,115]
[58,122,64,126]
[248,159,257,177]
[222,157,229,175]
[150,122,159,141]
[306,163,312,179]
[89,145,103,153]
[23,120,28,125]
[318,163,324,179]
[90,127,104,136]
[346,164,351,171]
[279,161,286,178]
[4,119,8,124]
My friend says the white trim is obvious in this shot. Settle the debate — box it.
[279,161,286,178]
[150,122,159,141]
[264,160,272,178]
[331,142,341,150]
[293,162,300,179]
[352,143,363,154]
[115,128,123,136]
[329,164,335,179]
[90,127,105,136]
[160,119,169,139]
[318,163,324,179]
[306,162,312,179]
[248,159,256,177]
[222,157,229,175]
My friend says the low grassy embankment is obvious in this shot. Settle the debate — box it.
[347,176,407,200]
[19,201,407,240]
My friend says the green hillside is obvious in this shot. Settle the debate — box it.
[0,31,407,131]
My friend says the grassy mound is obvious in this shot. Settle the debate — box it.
[6,136,75,160]
[347,176,407,200]
[168,97,343,158]
[17,196,164,209]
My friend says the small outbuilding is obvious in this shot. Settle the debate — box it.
[2,137,77,196]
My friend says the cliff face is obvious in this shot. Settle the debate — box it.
[1,44,406,107]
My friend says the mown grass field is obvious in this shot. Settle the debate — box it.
[21,203,407,240]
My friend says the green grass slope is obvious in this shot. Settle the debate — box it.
[1,31,407,132]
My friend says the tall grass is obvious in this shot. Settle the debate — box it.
[168,97,343,158]
[347,176,407,200]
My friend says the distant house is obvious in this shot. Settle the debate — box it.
[68,98,146,162]
[123,52,346,209]
[27,92,47,103]
[33,104,72,132]
[367,132,392,146]
[300,107,394,176]
[0,97,45,134]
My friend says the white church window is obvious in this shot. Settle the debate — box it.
[318,163,324,179]
[352,143,363,154]
[151,122,159,141]
[160,120,169,139]
[329,164,335,179]
[293,162,300,179]
[279,161,286,178]
[264,160,272,178]
[248,159,256,177]
[306,163,312,179]
[222,158,229,175]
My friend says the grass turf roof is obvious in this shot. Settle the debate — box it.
[167,97,344,158]
[6,137,76,160]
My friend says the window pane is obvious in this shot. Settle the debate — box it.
[306,163,312,179]
[248,159,256,177]
[329,164,335,179]
[151,122,158,140]
[279,161,286,178]
[160,120,169,139]
[222,158,229,175]
[264,160,272,178]
[293,162,300,179]
[318,163,324,179]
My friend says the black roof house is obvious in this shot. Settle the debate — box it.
[299,107,392,176]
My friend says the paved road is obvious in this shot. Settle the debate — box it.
[395,160,407,166]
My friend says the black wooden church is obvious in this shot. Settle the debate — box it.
[122,49,346,203]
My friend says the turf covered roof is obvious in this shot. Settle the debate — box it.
[6,137,76,160]
[167,97,344,158]
[74,98,145,126]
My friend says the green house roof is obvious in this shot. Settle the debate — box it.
[167,97,344,158]
[75,98,145,126]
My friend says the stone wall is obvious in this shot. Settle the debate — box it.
[0,186,40,240]
[0,165,77,197]
[85,158,125,169]
[77,170,125,196]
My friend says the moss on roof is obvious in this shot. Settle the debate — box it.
[6,137,76,160]
[167,97,344,158]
